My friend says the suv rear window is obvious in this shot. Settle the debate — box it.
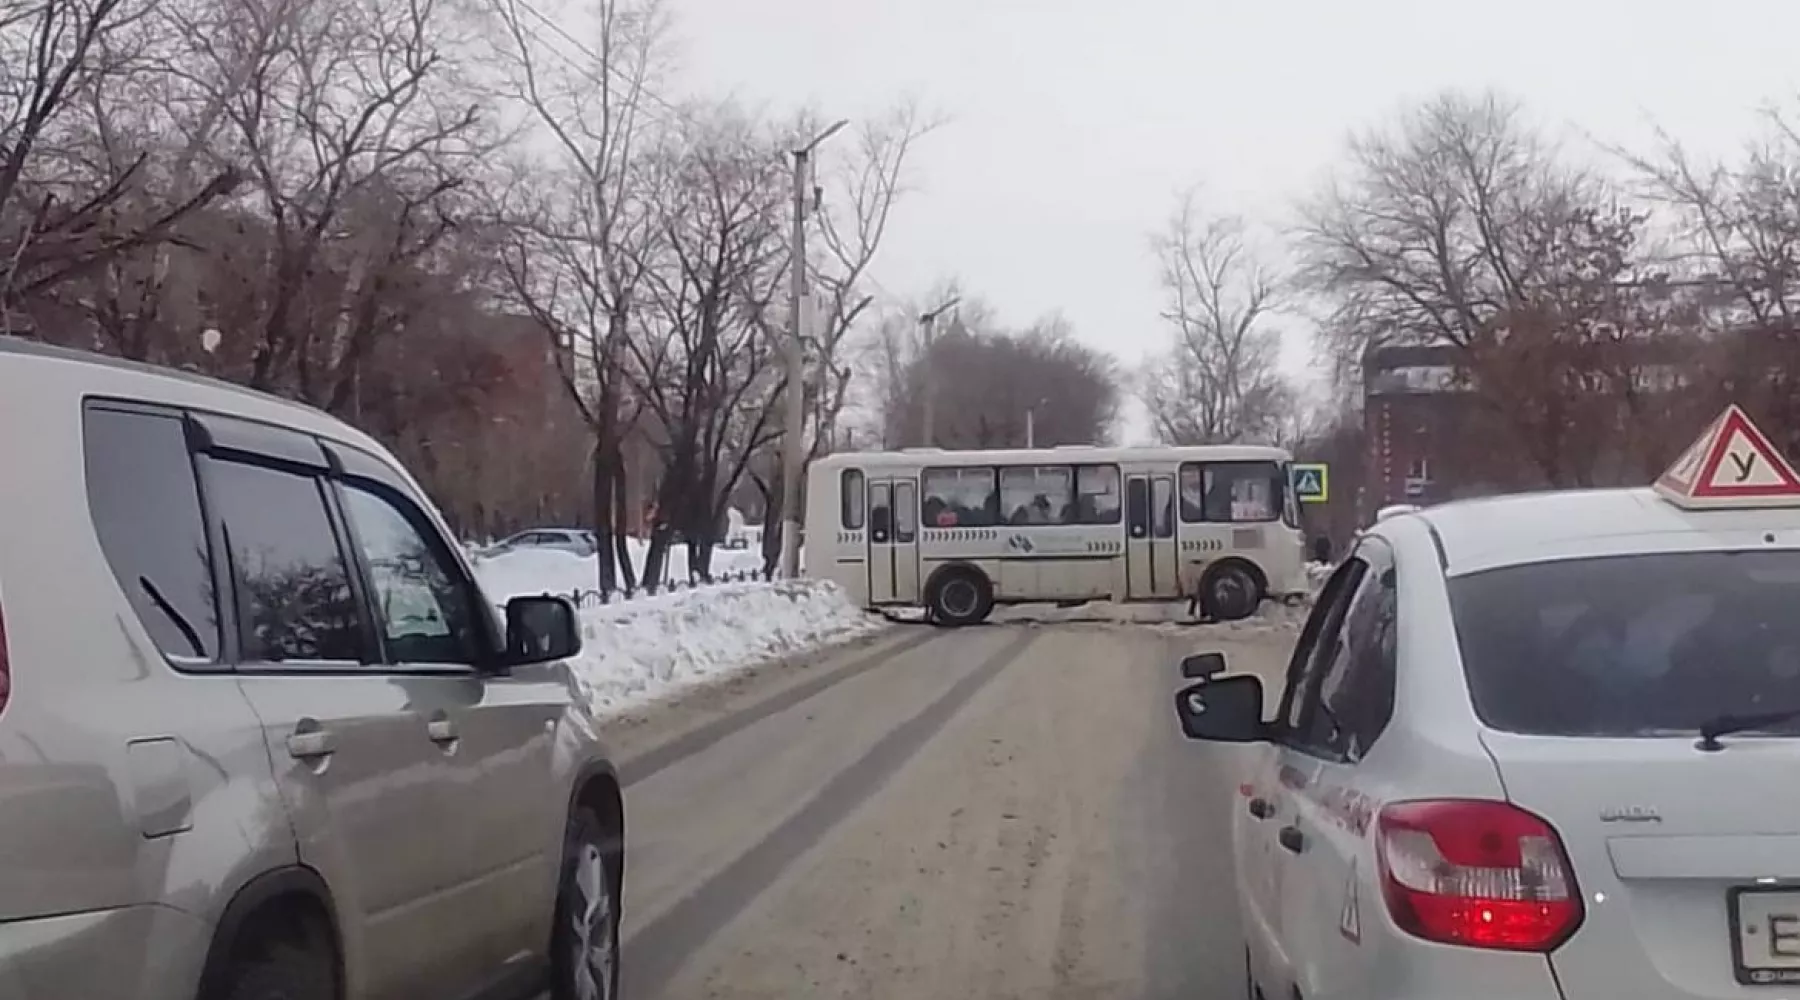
[83,405,220,660]
[1451,551,1800,737]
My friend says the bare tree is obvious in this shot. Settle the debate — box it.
[883,302,1119,449]
[1625,106,1800,457]
[0,0,237,333]
[803,102,939,451]
[625,109,786,588]
[1300,89,1687,487]
[145,0,489,406]
[1140,188,1292,444]
[745,104,939,577]
[1298,91,1592,375]
[486,0,667,597]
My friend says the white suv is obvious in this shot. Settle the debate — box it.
[0,337,623,1000]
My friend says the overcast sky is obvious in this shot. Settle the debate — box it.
[661,0,1800,441]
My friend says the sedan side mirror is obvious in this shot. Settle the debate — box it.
[1180,651,1227,680]
[502,595,582,665]
[1174,674,1267,743]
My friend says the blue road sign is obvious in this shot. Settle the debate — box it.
[1292,463,1329,503]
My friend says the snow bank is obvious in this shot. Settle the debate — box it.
[1305,560,1334,594]
[566,580,883,716]
[467,544,873,717]
[471,540,766,604]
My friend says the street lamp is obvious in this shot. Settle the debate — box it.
[916,295,960,447]
[1025,395,1050,448]
[778,118,851,580]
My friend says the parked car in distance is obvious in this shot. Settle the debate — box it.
[480,527,600,559]
[0,336,624,1000]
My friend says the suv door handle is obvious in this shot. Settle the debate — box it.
[1278,825,1305,854]
[1247,797,1275,820]
[427,714,457,744]
[287,725,334,760]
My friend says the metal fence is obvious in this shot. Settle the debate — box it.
[558,568,768,609]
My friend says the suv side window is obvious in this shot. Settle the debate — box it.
[339,480,484,666]
[1282,557,1368,752]
[82,404,221,662]
[207,458,370,664]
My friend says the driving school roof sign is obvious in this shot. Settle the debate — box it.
[1654,404,1800,509]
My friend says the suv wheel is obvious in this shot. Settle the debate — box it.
[211,925,334,1000]
[553,806,621,1000]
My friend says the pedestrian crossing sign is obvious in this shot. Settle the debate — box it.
[1292,463,1329,504]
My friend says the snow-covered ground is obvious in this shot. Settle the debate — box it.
[1305,560,1334,593]
[558,580,883,717]
[471,544,879,718]
[471,540,767,604]
[466,543,1330,721]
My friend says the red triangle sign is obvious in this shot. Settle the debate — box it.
[1654,404,1800,509]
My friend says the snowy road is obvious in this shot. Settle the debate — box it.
[608,616,1295,1000]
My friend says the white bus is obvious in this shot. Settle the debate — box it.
[804,444,1306,626]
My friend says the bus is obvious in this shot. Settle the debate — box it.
[803,444,1306,626]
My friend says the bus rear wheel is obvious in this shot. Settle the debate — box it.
[928,570,993,627]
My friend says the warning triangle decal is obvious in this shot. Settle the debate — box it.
[1654,405,1800,509]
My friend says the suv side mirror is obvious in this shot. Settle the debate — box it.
[502,595,581,665]
[1180,651,1227,680]
[1174,674,1266,742]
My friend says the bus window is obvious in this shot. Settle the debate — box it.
[894,481,918,543]
[922,467,999,527]
[841,469,866,530]
[1073,465,1121,525]
[1179,461,1285,523]
[1126,477,1150,537]
[869,482,893,541]
[1001,466,1072,525]
[1152,477,1175,539]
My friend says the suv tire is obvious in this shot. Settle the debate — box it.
[552,805,621,1000]
[214,935,334,1000]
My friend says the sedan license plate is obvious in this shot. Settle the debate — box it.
[1732,888,1800,984]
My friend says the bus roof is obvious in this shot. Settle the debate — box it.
[810,443,1292,472]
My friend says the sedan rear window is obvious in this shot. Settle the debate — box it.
[1450,551,1800,737]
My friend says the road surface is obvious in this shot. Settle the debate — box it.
[607,610,1297,1000]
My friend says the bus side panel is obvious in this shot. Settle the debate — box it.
[807,463,873,608]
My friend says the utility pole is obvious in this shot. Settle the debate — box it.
[1025,408,1035,448]
[779,119,848,580]
[916,295,960,447]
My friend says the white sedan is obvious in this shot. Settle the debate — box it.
[1178,484,1800,999]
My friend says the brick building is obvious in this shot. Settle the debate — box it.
[1360,344,1476,522]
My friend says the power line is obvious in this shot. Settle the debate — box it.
[503,0,700,131]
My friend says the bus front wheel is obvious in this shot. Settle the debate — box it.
[1200,562,1263,622]
[928,570,993,627]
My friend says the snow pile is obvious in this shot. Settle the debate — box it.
[565,579,883,716]
[1305,560,1335,594]
[986,596,1308,636]
[471,540,766,604]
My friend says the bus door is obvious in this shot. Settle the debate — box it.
[1124,474,1180,600]
[867,478,920,604]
